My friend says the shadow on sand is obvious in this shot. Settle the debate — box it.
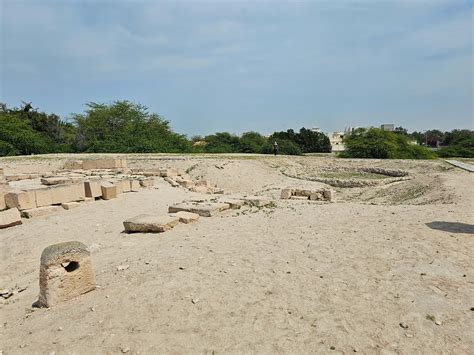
[426,221,474,234]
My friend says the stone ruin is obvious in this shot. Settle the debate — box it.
[280,188,336,202]
[37,241,96,308]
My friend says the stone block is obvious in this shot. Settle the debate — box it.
[196,180,211,187]
[38,241,96,307]
[217,198,245,209]
[0,191,6,210]
[323,190,336,202]
[50,185,76,205]
[280,188,293,199]
[72,182,86,201]
[0,208,22,229]
[123,214,180,233]
[82,160,98,170]
[172,211,200,224]
[291,196,310,200]
[309,192,323,201]
[190,185,210,194]
[101,182,117,200]
[64,160,83,170]
[168,202,230,217]
[177,179,195,188]
[61,202,81,210]
[120,179,131,193]
[34,187,54,207]
[164,177,180,187]
[242,196,272,208]
[130,180,140,192]
[84,181,102,198]
[139,178,155,187]
[41,177,71,186]
[22,206,62,218]
[160,168,178,177]
[5,190,36,210]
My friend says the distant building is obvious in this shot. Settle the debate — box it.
[329,131,345,152]
[381,124,395,131]
[310,127,322,133]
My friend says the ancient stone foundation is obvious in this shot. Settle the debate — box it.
[38,241,96,307]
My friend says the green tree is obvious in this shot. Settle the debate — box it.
[72,101,191,153]
[239,131,267,153]
[203,132,241,153]
[341,128,434,159]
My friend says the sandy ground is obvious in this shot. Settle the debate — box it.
[0,154,473,354]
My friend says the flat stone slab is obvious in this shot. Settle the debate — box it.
[61,202,81,210]
[242,196,272,208]
[215,198,245,209]
[41,177,71,185]
[22,206,62,218]
[168,202,230,217]
[445,160,474,172]
[123,214,180,233]
[0,208,22,229]
[171,211,200,224]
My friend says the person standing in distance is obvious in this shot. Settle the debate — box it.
[273,141,279,156]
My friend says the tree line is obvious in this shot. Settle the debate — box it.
[0,101,330,156]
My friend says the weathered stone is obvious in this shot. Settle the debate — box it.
[84,181,102,198]
[217,198,245,209]
[41,177,71,186]
[50,185,77,205]
[5,190,36,210]
[168,202,230,217]
[38,241,96,307]
[0,191,6,210]
[120,179,131,193]
[139,178,155,187]
[160,168,178,177]
[280,188,293,199]
[309,193,323,201]
[130,180,140,192]
[64,160,83,170]
[22,205,62,218]
[242,196,272,208]
[61,202,81,210]
[123,214,180,233]
[32,188,53,208]
[0,208,22,229]
[323,190,336,202]
[196,180,211,187]
[190,185,210,194]
[291,196,310,200]
[101,182,117,200]
[82,160,98,170]
[171,211,200,224]
[164,177,180,187]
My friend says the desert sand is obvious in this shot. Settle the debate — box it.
[0,154,473,354]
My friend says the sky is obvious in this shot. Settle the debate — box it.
[1,0,473,136]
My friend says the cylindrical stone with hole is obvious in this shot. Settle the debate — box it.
[38,241,96,307]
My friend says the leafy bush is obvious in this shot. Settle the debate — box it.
[341,128,435,159]
[437,133,474,158]
[72,101,192,153]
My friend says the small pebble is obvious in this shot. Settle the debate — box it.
[121,347,130,353]
[191,298,199,304]
[405,333,414,338]
[435,320,442,325]
[57,326,63,331]
[399,322,409,329]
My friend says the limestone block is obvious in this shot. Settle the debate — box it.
[242,196,272,208]
[323,190,336,202]
[72,182,86,201]
[120,159,128,169]
[164,177,180,187]
[172,211,200,224]
[196,180,211,187]
[217,198,245,209]
[5,190,36,210]
[0,208,22,229]
[64,160,83,170]
[110,180,123,194]
[61,202,81,210]
[82,160,98,170]
[50,185,76,205]
[41,177,71,186]
[0,191,6,210]
[190,185,210,194]
[139,178,155,187]
[280,189,293,199]
[168,202,230,217]
[130,180,140,192]
[160,168,178,177]
[34,187,54,207]
[291,196,310,200]
[22,206,62,218]
[178,179,195,188]
[101,182,117,200]
[38,241,96,307]
[309,192,323,201]
[120,179,131,193]
[123,214,180,233]
[84,181,102,198]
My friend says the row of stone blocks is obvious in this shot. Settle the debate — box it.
[0,179,147,229]
[65,159,128,170]
[280,188,336,201]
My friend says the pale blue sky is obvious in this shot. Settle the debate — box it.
[1,0,473,136]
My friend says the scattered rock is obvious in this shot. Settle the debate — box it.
[191,298,199,304]
[121,347,130,353]
[117,264,130,271]
[399,322,409,329]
